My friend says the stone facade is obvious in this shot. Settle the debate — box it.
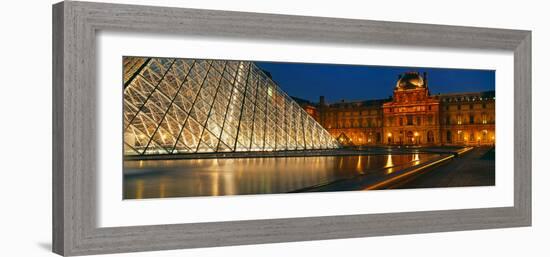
[301,72,495,146]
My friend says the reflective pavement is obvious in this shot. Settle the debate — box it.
[124,153,437,199]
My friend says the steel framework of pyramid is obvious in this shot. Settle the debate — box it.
[123,57,340,156]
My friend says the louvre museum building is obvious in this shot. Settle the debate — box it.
[123,57,495,157]
[304,72,496,147]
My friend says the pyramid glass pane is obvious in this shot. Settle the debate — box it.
[123,57,340,156]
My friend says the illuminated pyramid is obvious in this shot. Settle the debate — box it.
[123,57,340,156]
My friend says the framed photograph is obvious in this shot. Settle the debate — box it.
[53,1,531,256]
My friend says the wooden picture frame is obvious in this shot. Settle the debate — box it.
[52,1,531,256]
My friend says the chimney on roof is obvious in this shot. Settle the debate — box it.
[423,72,428,88]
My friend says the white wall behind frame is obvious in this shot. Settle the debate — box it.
[0,0,548,257]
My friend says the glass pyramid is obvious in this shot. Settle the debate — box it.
[123,57,340,156]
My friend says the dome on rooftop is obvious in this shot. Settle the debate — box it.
[396,72,425,90]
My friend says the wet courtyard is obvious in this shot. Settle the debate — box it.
[124,153,439,199]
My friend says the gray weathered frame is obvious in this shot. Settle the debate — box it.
[52,1,531,256]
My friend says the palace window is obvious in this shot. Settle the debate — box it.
[457,130,463,142]
[416,116,421,125]
[446,130,452,143]
[457,115,462,125]
[482,113,487,124]
[428,115,434,125]
[399,117,403,126]
[469,114,474,124]
[427,131,434,143]
[407,115,413,125]
[446,115,451,125]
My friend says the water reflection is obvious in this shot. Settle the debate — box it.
[124,154,436,199]
[385,155,395,174]
[412,153,420,165]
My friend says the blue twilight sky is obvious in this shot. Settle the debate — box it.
[255,61,495,104]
